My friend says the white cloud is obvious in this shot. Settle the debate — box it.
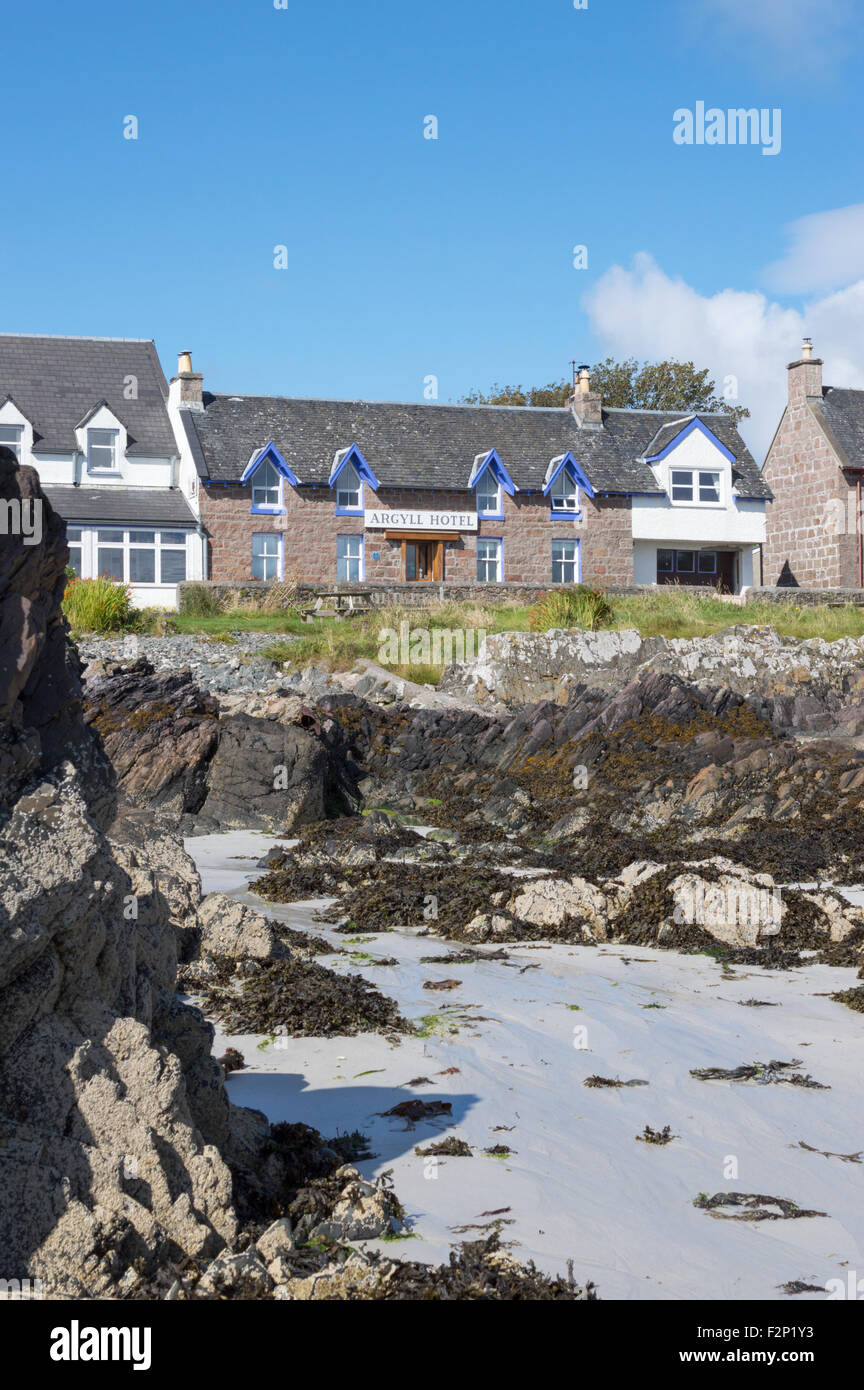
[692,0,855,75]
[764,204,864,294]
[582,252,864,461]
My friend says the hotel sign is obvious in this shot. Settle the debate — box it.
[364,509,478,532]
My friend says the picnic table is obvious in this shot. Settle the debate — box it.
[304,589,374,621]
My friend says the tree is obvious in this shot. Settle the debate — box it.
[458,357,750,426]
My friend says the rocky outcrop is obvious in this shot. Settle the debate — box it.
[82,660,362,832]
[0,459,243,1296]
[441,626,864,726]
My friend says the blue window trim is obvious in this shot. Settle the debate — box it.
[551,536,581,583]
[468,447,517,497]
[337,532,365,581]
[334,506,364,516]
[644,416,736,465]
[241,441,301,486]
[476,534,503,582]
[543,451,594,499]
[329,443,379,490]
[244,442,300,515]
[251,530,283,581]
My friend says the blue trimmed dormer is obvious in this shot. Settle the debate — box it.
[468,448,515,520]
[242,441,301,514]
[330,443,378,516]
[644,416,737,466]
[543,451,594,520]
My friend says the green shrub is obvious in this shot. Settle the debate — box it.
[180,583,223,617]
[528,584,614,633]
[62,576,136,633]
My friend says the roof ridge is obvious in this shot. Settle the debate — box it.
[0,332,157,344]
[206,391,572,413]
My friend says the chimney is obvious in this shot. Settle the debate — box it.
[170,349,204,410]
[569,363,602,427]
[787,337,823,407]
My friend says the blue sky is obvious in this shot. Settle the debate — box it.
[2,0,863,456]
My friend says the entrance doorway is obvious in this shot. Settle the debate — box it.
[405,541,437,581]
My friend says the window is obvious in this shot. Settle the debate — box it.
[477,537,501,582]
[336,462,362,511]
[476,468,501,517]
[88,429,118,472]
[670,469,693,502]
[675,550,695,573]
[670,468,722,504]
[550,466,579,513]
[552,538,579,584]
[0,424,23,460]
[159,531,188,582]
[67,526,83,576]
[337,534,363,581]
[252,533,281,580]
[251,459,281,510]
[657,549,674,573]
[95,528,188,584]
[698,550,717,574]
[698,471,721,503]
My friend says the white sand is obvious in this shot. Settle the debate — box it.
[186,831,864,1301]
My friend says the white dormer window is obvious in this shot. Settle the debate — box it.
[336,461,362,511]
[670,469,722,505]
[0,424,22,460]
[550,466,578,512]
[88,428,118,472]
[476,468,501,517]
[251,458,281,509]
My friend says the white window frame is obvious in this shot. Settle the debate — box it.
[476,537,502,582]
[550,466,579,513]
[251,458,283,511]
[669,467,724,507]
[337,534,364,581]
[551,537,580,584]
[66,526,84,576]
[335,462,363,512]
[0,423,23,461]
[94,527,188,585]
[87,428,120,474]
[252,532,282,580]
[475,467,502,518]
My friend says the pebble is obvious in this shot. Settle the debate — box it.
[77,632,295,696]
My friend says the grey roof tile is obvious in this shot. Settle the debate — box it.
[43,485,197,526]
[185,393,771,499]
[817,387,864,469]
[0,334,176,458]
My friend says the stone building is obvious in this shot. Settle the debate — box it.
[174,357,770,592]
[762,340,864,588]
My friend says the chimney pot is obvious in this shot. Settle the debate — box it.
[178,350,194,375]
[801,337,813,360]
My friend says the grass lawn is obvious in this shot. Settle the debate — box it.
[87,589,864,687]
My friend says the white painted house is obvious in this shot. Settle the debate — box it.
[629,414,769,592]
[0,334,205,606]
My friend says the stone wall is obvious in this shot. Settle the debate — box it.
[762,358,860,587]
[746,585,864,607]
[199,479,636,587]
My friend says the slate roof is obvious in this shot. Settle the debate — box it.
[183,394,771,500]
[43,485,197,527]
[0,335,176,458]
[817,387,864,470]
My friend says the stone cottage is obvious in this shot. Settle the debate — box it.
[173,357,770,592]
[762,339,864,588]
